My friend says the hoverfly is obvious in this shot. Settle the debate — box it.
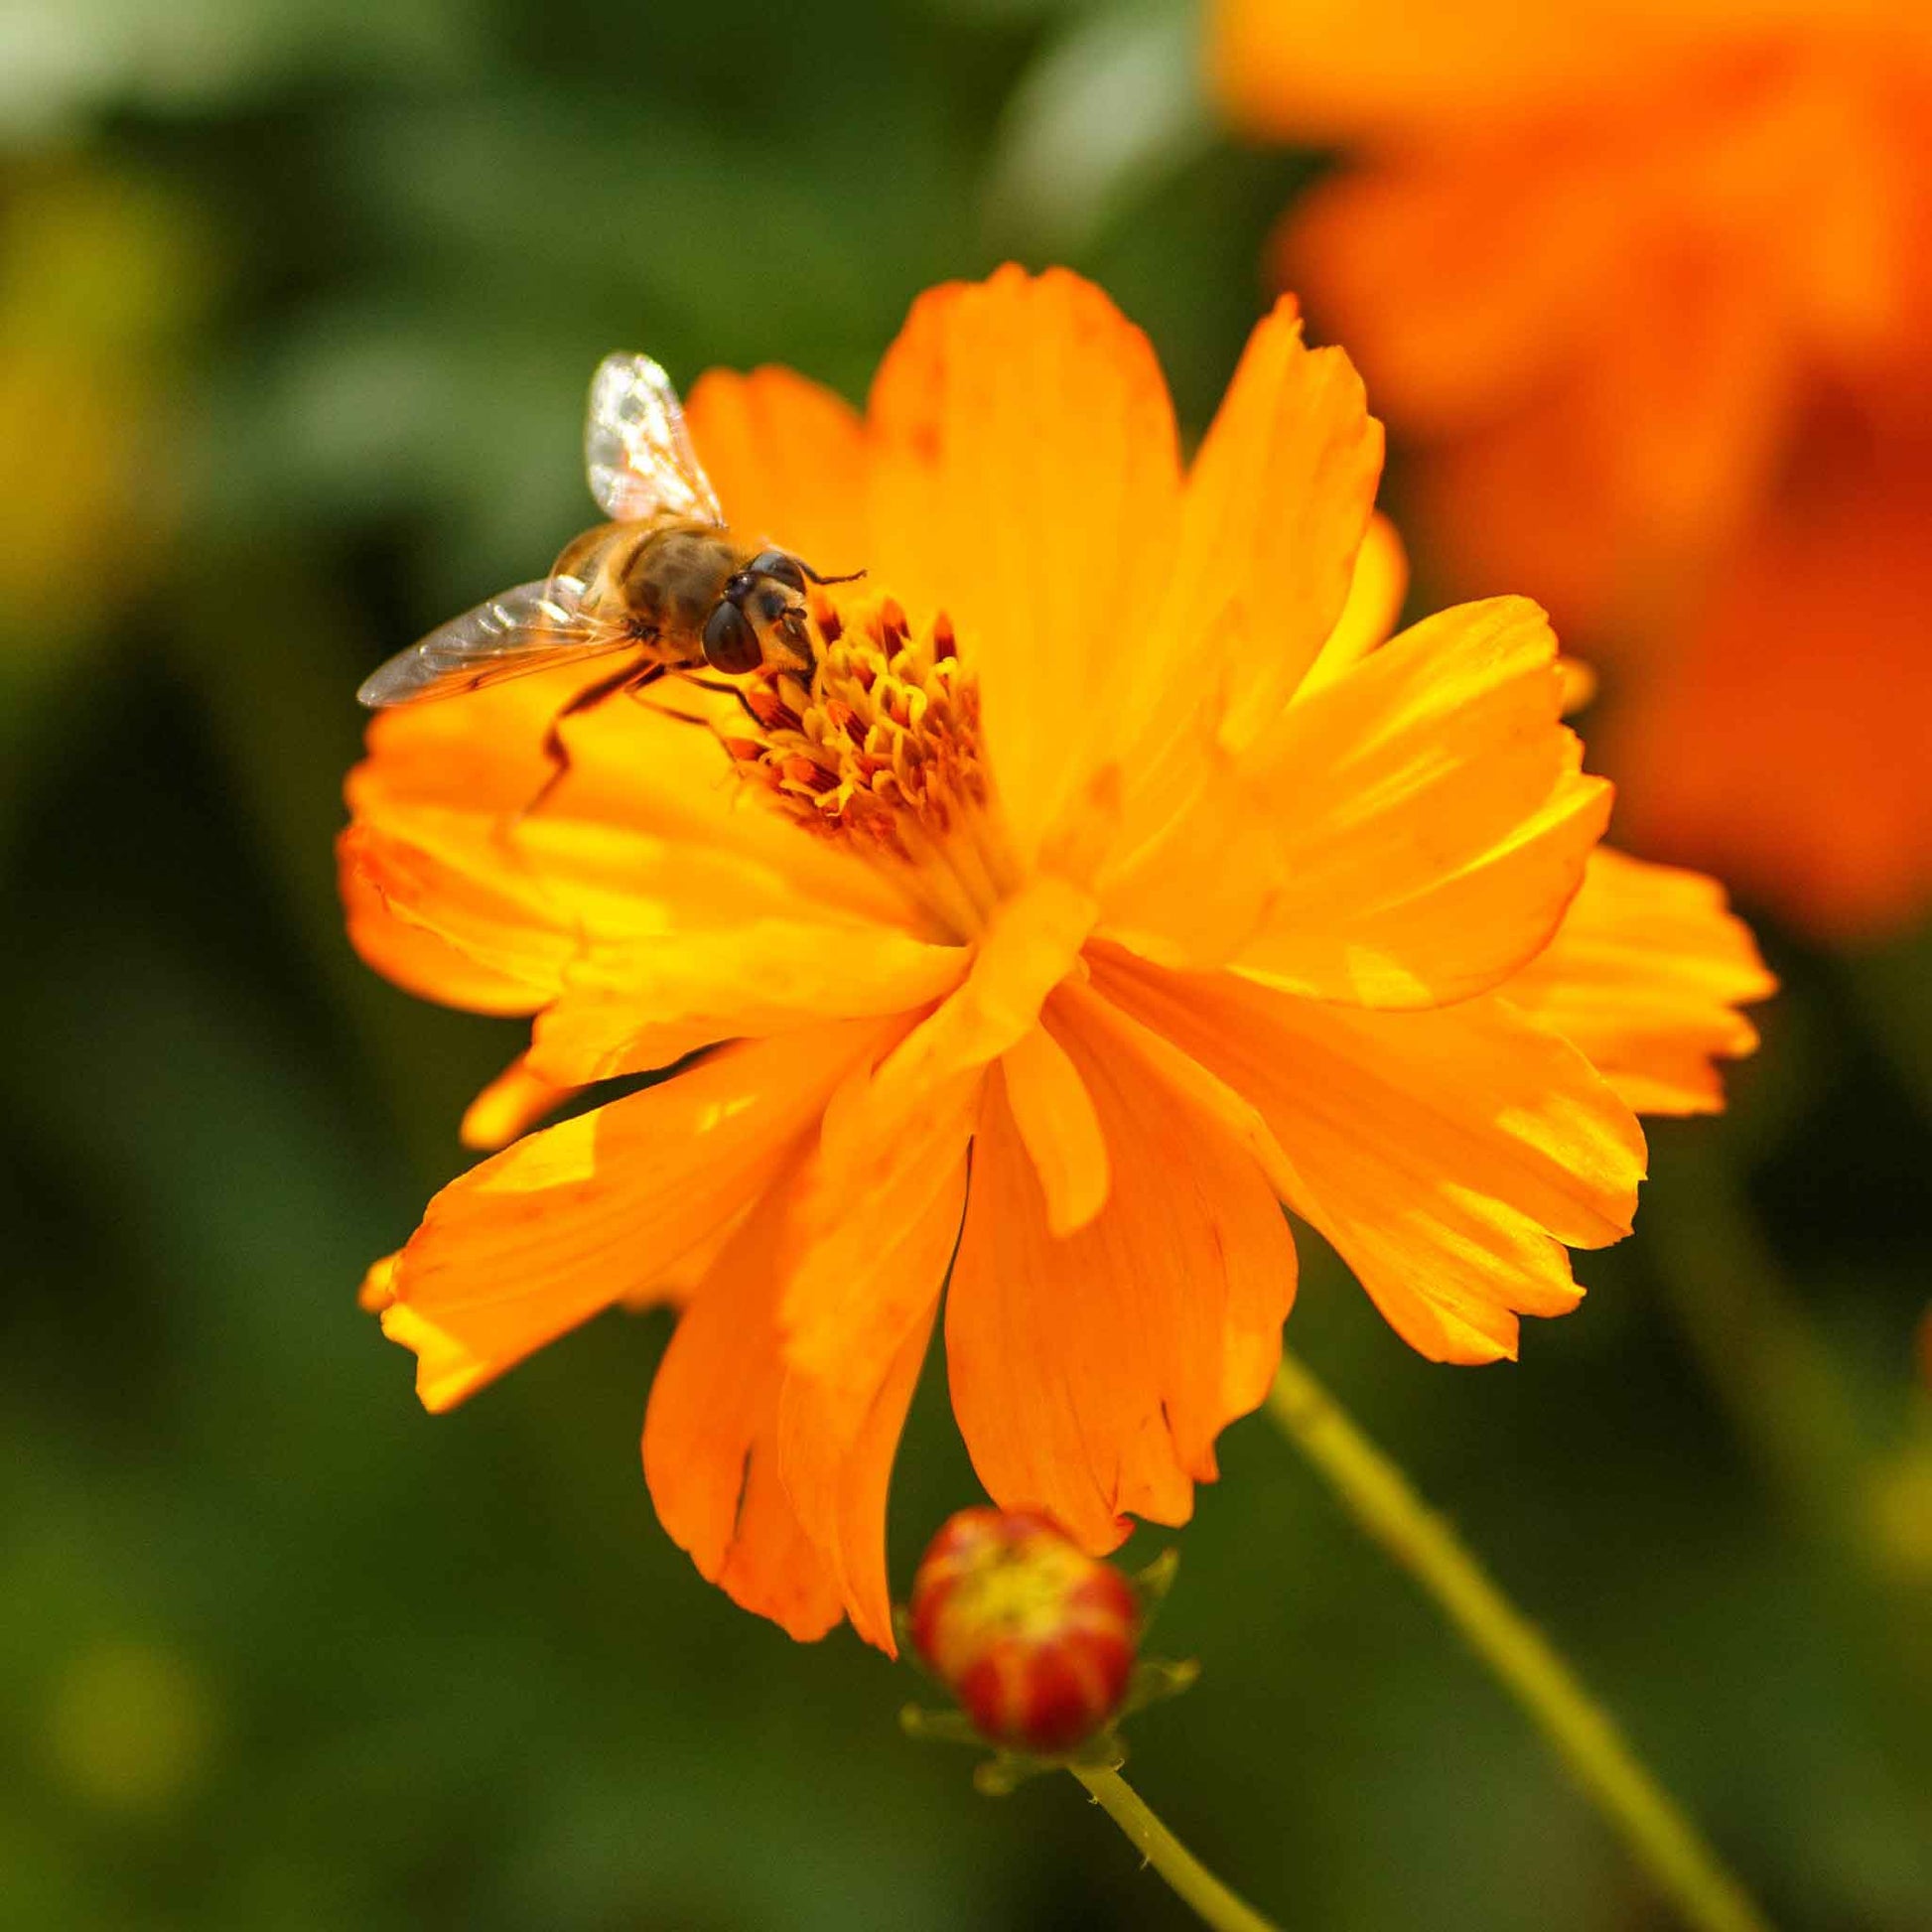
[356,353,859,753]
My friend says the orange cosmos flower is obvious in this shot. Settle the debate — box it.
[343,267,1766,1650]
[1211,0,1932,935]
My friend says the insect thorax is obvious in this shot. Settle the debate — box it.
[554,519,744,642]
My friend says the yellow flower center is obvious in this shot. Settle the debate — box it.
[720,591,1022,940]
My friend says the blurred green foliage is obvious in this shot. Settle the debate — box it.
[2,2,1930,1926]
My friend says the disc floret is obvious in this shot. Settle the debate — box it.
[723,593,1018,937]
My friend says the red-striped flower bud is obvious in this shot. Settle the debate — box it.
[908,1508,1139,1755]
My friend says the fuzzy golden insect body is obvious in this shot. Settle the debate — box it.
[548,514,823,678]
[355,354,852,710]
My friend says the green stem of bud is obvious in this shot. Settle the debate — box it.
[1070,1765,1283,1932]
[1266,1347,1773,1932]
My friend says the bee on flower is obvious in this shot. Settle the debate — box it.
[356,350,858,721]
[342,266,1771,1649]
[1210,0,1932,936]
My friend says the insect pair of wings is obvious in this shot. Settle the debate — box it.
[356,354,725,709]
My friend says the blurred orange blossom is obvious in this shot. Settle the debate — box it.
[1212,0,1932,935]
[342,267,1768,1648]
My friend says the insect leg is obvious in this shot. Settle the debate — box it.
[622,663,718,728]
[630,696,715,731]
[518,659,655,823]
[675,673,764,728]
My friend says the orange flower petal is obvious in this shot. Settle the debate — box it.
[1233,596,1611,1008]
[868,264,1181,862]
[1132,297,1383,760]
[341,810,751,1028]
[1381,241,1792,633]
[1296,510,1410,698]
[347,663,913,983]
[1094,948,1644,1365]
[628,1201,754,1311]
[776,1303,937,1654]
[357,1251,400,1313]
[818,873,1095,1163]
[1606,433,1932,935]
[652,1082,963,1651]
[1096,512,1406,971]
[1053,980,1302,1215]
[526,919,965,1085]
[379,1023,884,1412]
[945,1001,1298,1553]
[683,366,871,572]
[998,1020,1111,1237]
[781,1061,977,1405]
[1556,656,1600,715]
[1505,848,1775,1116]
[351,756,929,1070]
[349,664,574,818]
[773,1102,968,1650]
[1283,140,1638,440]
[1210,0,1714,141]
[354,799,822,1014]
[459,1054,576,1151]
[642,1177,845,1643]
[339,823,554,1016]
[766,1055,982,1642]
[1094,694,1286,972]
[373,787,863,942]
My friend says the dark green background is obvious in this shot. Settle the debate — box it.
[4,2,1930,1926]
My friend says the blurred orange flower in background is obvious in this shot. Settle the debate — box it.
[1212,0,1932,935]
[343,268,1767,1649]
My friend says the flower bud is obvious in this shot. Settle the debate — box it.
[908,1507,1139,1755]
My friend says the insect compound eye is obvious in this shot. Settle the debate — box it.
[701,600,762,674]
[746,549,806,594]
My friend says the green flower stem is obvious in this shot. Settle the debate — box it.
[1267,1349,1773,1932]
[1070,1764,1283,1932]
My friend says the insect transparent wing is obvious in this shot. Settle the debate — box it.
[356,578,632,707]
[584,351,725,526]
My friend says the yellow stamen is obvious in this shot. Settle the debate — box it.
[724,593,1022,940]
